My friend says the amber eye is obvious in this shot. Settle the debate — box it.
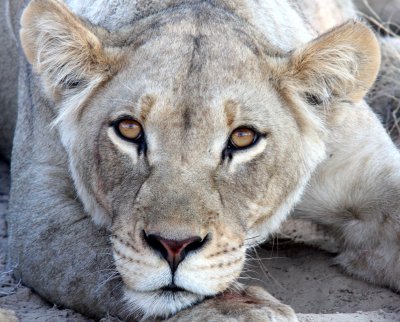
[116,119,143,140]
[230,127,257,149]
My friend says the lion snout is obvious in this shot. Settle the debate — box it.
[143,231,209,272]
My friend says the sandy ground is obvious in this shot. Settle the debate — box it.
[0,159,399,321]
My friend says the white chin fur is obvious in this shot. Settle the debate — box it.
[124,289,204,319]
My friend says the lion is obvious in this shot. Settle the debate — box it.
[1,0,400,321]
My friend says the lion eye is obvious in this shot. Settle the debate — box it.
[230,127,256,149]
[116,119,143,140]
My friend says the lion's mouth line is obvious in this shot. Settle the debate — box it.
[126,283,195,296]
[160,283,187,293]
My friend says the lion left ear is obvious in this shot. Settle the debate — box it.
[20,0,122,103]
[20,0,124,124]
[278,21,381,104]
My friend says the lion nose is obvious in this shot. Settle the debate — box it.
[144,232,207,272]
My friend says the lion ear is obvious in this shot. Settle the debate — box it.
[20,0,119,100]
[279,21,380,104]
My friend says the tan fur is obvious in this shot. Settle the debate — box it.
[20,0,123,122]
[281,21,380,103]
[9,0,400,320]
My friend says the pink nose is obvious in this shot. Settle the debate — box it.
[144,232,207,272]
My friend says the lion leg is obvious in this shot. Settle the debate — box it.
[294,101,400,291]
[164,285,297,322]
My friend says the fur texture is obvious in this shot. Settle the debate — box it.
[2,0,400,321]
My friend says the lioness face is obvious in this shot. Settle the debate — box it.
[72,21,320,316]
[21,0,380,318]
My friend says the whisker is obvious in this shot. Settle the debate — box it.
[98,274,121,289]
[253,246,284,289]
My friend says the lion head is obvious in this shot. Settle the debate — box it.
[20,0,379,318]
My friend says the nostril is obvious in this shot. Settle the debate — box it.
[185,233,209,254]
[143,231,169,260]
[143,231,209,272]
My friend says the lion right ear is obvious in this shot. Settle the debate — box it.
[277,21,381,105]
[20,0,120,104]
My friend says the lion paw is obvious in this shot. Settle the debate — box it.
[164,286,298,322]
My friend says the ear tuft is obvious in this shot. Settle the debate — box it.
[281,21,381,103]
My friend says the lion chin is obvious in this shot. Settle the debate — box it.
[125,288,205,318]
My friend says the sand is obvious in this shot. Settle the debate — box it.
[0,160,399,321]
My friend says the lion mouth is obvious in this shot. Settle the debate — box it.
[161,284,187,293]
[126,283,197,298]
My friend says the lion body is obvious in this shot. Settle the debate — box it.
[1,0,400,321]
